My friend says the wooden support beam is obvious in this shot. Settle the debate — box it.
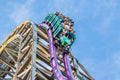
[35,72,48,80]
[21,45,30,52]
[36,68,52,80]
[79,71,91,80]
[37,48,50,61]
[37,28,48,39]
[17,56,31,75]
[36,61,51,72]
[21,36,32,50]
[35,71,48,80]
[0,70,14,74]
[22,70,31,80]
[37,44,50,57]
[0,34,21,54]
[23,27,32,37]
[5,47,18,53]
[17,66,31,78]
[19,46,31,62]
[0,57,16,70]
[8,73,13,77]
[19,42,33,62]
[37,41,49,50]
[37,33,49,43]
[6,48,18,58]
[76,59,95,80]
[4,49,16,64]
[17,24,25,34]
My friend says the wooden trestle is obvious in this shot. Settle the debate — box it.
[0,20,94,80]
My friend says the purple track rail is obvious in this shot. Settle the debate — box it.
[38,23,75,80]
[63,53,75,80]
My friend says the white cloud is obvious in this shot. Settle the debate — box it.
[93,0,118,35]
[9,0,35,24]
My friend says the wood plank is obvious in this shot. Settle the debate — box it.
[0,57,16,70]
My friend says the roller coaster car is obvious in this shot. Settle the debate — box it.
[44,13,76,51]
[53,36,71,51]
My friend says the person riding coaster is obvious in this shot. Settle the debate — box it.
[53,35,71,51]
[44,13,76,51]
[53,27,75,51]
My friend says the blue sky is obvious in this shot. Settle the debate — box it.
[0,0,120,80]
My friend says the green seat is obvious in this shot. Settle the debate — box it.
[54,21,61,30]
[52,17,59,25]
[52,19,57,26]
[55,16,59,20]
[60,36,71,47]
[52,16,60,27]
[54,17,59,23]
[55,27,62,37]
[49,15,55,22]
[55,25,62,33]
[53,23,60,31]
[47,14,53,21]
[44,14,63,36]
[44,14,50,20]
[45,14,59,27]
[50,15,57,24]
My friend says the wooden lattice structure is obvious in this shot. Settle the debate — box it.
[0,20,94,80]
